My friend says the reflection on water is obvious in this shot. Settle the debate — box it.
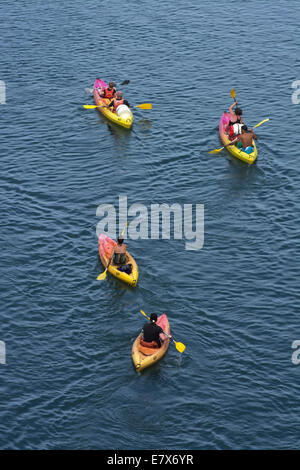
[137,119,153,130]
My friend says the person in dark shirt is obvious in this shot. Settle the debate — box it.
[142,313,170,348]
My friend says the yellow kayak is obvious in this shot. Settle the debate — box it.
[98,234,138,287]
[132,314,170,372]
[93,78,133,129]
[219,112,257,164]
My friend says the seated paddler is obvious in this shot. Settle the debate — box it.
[228,102,244,139]
[106,91,131,113]
[111,236,127,266]
[99,81,116,99]
[141,313,171,348]
[224,125,258,154]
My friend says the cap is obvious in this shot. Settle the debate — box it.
[150,313,157,322]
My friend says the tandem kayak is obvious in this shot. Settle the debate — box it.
[219,112,258,164]
[98,234,138,287]
[132,314,170,372]
[93,78,133,129]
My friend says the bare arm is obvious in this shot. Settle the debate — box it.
[229,102,237,117]
[159,326,172,340]
[224,137,239,148]
[249,130,258,140]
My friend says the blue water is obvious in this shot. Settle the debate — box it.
[1,0,300,450]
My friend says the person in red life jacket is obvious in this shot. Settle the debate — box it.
[106,91,130,113]
[100,81,116,99]
[228,102,244,140]
[141,313,171,348]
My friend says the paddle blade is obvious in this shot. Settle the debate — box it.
[136,103,152,110]
[97,270,107,280]
[209,148,223,154]
[140,309,150,320]
[174,341,186,353]
[230,88,236,99]
[120,80,130,85]
[253,118,270,128]
[83,104,99,109]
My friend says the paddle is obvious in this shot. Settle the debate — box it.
[230,88,236,103]
[208,118,270,154]
[86,80,130,95]
[209,146,231,155]
[252,118,270,128]
[97,253,113,281]
[135,103,152,109]
[84,103,152,110]
[97,222,129,281]
[140,309,186,353]
[230,88,239,113]
[98,80,130,86]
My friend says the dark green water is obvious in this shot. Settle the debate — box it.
[1,0,300,449]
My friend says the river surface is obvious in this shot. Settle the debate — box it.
[1,0,300,450]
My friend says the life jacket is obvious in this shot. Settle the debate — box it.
[233,123,243,135]
[229,125,235,139]
[228,117,242,139]
[113,98,124,111]
[102,87,116,99]
[138,339,160,356]
[140,339,159,349]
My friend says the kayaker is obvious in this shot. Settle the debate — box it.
[100,81,116,99]
[107,91,130,113]
[225,125,258,154]
[141,313,171,348]
[111,236,128,266]
[228,102,244,139]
